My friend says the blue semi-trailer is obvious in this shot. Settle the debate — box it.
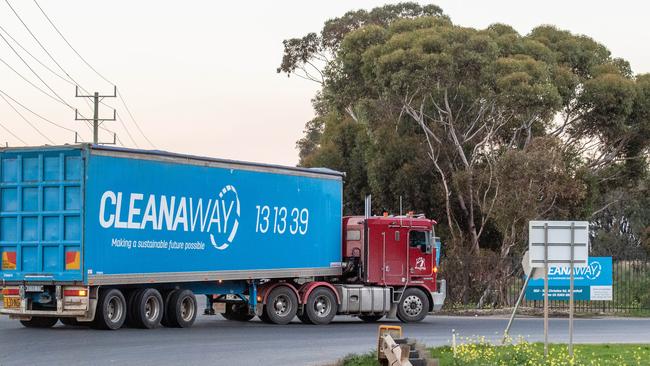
[0,145,445,329]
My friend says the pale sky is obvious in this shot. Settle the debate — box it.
[1,0,648,165]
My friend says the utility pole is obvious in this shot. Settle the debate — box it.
[74,86,117,144]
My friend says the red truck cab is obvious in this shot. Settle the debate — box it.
[341,214,446,321]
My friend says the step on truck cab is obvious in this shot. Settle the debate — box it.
[0,144,444,329]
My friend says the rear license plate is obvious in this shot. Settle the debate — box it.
[25,285,43,292]
[3,297,20,308]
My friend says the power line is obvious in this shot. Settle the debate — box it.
[116,111,139,148]
[0,15,104,117]
[0,119,28,144]
[0,93,55,144]
[0,89,77,133]
[4,0,85,91]
[0,31,72,108]
[0,54,91,133]
[0,29,94,117]
[100,125,124,146]
[0,55,69,106]
[32,0,156,149]
[3,0,95,121]
[0,24,73,86]
[117,88,156,148]
[33,0,113,86]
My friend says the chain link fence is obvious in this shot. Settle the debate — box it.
[441,254,650,314]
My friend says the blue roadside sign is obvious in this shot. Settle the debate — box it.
[525,257,613,301]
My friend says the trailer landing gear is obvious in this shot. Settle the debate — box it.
[222,303,254,322]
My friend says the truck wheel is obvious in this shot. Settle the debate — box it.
[20,317,59,328]
[358,314,384,322]
[133,288,164,329]
[124,289,144,328]
[92,288,127,330]
[224,303,254,322]
[397,288,429,323]
[167,289,197,328]
[161,289,179,327]
[263,286,298,325]
[304,287,337,325]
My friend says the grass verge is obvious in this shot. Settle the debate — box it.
[340,343,650,365]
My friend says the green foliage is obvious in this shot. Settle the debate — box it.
[280,2,650,305]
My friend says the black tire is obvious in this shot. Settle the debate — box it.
[161,289,179,327]
[20,317,58,328]
[92,288,127,330]
[263,286,298,325]
[358,314,384,322]
[59,317,81,327]
[133,288,164,329]
[221,310,235,320]
[125,289,143,328]
[167,289,197,328]
[224,303,254,322]
[297,310,313,324]
[304,287,337,325]
[396,288,429,323]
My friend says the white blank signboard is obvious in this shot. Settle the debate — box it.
[529,221,589,268]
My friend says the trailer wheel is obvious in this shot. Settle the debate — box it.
[263,286,298,325]
[161,289,179,327]
[397,288,429,323]
[167,289,197,328]
[92,288,127,330]
[20,317,59,328]
[304,287,337,325]
[358,314,384,322]
[125,289,143,328]
[133,288,164,329]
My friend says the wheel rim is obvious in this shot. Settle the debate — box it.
[180,296,195,322]
[402,295,423,317]
[107,296,124,323]
[272,294,292,317]
[144,296,160,321]
[313,295,332,318]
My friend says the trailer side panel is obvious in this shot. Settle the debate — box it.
[84,149,343,284]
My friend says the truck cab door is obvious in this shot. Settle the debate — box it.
[408,230,434,279]
[383,229,408,285]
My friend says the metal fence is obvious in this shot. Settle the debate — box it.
[507,259,650,314]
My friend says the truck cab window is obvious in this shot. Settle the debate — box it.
[346,230,361,241]
[409,231,431,253]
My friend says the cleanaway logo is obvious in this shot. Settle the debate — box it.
[98,185,240,250]
[548,260,602,280]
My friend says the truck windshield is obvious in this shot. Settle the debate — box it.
[409,231,431,253]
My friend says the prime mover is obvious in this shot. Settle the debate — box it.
[0,145,445,329]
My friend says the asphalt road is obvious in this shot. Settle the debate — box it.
[1,309,649,366]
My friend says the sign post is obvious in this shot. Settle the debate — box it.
[543,223,549,357]
[529,221,589,359]
[569,222,575,357]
